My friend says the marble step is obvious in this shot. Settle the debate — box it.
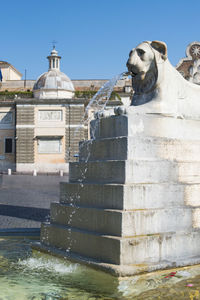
[91,114,200,140]
[79,136,200,162]
[60,182,200,210]
[41,223,200,265]
[69,160,200,184]
[50,202,194,236]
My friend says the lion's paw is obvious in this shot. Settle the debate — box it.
[114,106,128,115]
[94,109,114,119]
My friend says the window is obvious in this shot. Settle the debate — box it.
[5,138,13,153]
[38,139,62,154]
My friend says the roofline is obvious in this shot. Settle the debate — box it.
[0,61,22,77]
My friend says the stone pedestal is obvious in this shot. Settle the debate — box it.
[37,114,200,276]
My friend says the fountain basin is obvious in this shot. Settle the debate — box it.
[3,237,200,299]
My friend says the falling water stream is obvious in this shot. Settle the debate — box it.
[65,72,129,254]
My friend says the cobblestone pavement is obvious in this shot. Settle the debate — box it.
[0,174,68,231]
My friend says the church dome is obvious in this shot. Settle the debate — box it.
[33,47,75,99]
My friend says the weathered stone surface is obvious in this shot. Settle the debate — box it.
[41,223,121,265]
[50,202,193,236]
[69,160,177,184]
[91,114,200,140]
[70,160,200,184]
[60,182,200,209]
[79,136,200,162]
[41,223,200,267]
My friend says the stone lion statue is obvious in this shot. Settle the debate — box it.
[115,40,200,120]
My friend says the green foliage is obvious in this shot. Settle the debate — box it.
[75,90,96,99]
[111,91,121,100]
[0,91,33,99]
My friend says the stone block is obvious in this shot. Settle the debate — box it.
[69,160,177,184]
[160,231,200,262]
[184,184,200,206]
[178,162,200,183]
[79,136,200,162]
[79,137,128,161]
[60,182,126,209]
[121,231,200,265]
[41,223,121,264]
[50,202,193,236]
[40,223,200,267]
[91,114,200,140]
[41,223,160,265]
[60,182,189,209]
[69,160,200,184]
[50,203,122,236]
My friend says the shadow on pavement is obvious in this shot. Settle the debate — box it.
[0,204,50,222]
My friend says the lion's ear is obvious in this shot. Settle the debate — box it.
[151,41,167,60]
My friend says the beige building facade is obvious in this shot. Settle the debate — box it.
[0,47,126,173]
[0,103,16,171]
[0,48,86,174]
[15,99,85,173]
[0,61,22,81]
[0,99,85,173]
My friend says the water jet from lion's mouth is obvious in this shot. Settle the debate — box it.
[84,71,130,117]
[122,71,132,77]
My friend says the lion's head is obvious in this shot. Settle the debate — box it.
[126,41,167,100]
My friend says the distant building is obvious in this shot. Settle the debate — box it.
[15,98,85,173]
[0,47,130,173]
[0,61,22,81]
[0,48,85,173]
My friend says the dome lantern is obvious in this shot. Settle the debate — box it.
[33,47,75,99]
[47,46,61,71]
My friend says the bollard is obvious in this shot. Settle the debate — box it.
[8,169,12,175]
[60,170,64,177]
[33,169,37,176]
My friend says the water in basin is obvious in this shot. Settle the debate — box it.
[1,238,200,299]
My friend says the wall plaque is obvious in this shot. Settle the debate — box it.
[39,110,62,121]
[38,139,62,153]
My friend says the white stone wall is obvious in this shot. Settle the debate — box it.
[33,89,74,99]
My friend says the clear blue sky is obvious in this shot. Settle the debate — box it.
[1,0,200,80]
